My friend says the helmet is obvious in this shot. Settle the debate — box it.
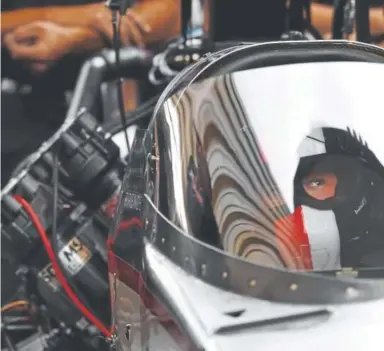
[108,41,384,351]
[293,127,384,270]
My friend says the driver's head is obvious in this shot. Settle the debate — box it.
[291,127,384,271]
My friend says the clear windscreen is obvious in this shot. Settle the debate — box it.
[155,61,384,273]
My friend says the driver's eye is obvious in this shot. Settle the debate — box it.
[304,179,325,188]
[302,172,337,201]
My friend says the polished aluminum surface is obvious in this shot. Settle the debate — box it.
[109,42,384,350]
[150,60,384,271]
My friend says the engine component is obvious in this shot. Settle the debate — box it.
[1,110,124,350]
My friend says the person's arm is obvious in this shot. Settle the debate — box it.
[67,26,107,54]
[2,0,180,46]
[311,3,384,36]
[3,22,106,64]
[129,0,180,44]
[85,0,180,48]
[310,3,333,34]
[1,3,103,34]
[370,7,384,35]
[28,26,107,73]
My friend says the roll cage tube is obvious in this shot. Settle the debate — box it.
[66,47,153,124]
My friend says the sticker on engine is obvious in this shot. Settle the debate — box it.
[58,237,92,275]
[38,263,60,291]
[76,317,90,330]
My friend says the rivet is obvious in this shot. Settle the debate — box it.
[346,287,359,299]
[174,55,183,62]
[222,272,228,279]
[172,246,176,252]
[249,279,256,287]
[192,53,200,61]
[161,238,165,244]
[125,324,132,341]
[290,283,298,291]
[185,257,189,263]
[201,264,207,276]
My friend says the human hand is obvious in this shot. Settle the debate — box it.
[91,7,151,48]
[3,21,79,73]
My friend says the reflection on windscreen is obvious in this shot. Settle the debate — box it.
[166,62,384,276]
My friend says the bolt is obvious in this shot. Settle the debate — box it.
[125,324,132,341]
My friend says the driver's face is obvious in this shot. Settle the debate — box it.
[302,172,338,201]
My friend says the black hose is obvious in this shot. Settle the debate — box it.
[112,9,131,154]
[103,94,161,135]
[355,0,371,42]
[332,0,348,39]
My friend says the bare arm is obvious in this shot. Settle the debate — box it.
[66,26,107,54]
[2,0,181,44]
[1,4,102,34]
[2,8,45,33]
[3,22,107,64]
[311,3,333,34]
[370,7,384,35]
[132,0,180,44]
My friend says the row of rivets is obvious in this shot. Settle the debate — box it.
[158,236,360,299]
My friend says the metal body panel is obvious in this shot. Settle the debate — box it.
[145,243,384,351]
[108,41,384,350]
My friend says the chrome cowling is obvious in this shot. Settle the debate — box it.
[108,41,384,351]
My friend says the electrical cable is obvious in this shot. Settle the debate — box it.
[51,146,60,244]
[1,301,29,313]
[112,9,131,154]
[49,147,99,320]
[103,93,160,134]
[12,195,111,338]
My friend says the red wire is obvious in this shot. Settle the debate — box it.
[13,195,111,337]
[107,217,143,251]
